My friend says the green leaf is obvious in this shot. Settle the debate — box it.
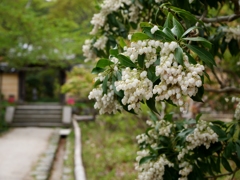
[94,79,102,88]
[102,75,108,95]
[185,52,197,64]
[131,32,150,41]
[196,113,202,122]
[110,48,119,57]
[139,156,155,165]
[117,54,137,68]
[229,123,236,137]
[224,141,234,158]
[163,12,173,29]
[183,37,212,49]
[137,54,145,68]
[191,86,204,102]
[181,26,199,38]
[163,27,176,41]
[146,97,158,114]
[236,143,240,159]
[96,59,114,68]
[91,67,105,74]
[140,22,152,28]
[164,112,174,122]
[171,17,184,39]
[211,125,227,141]
[147,66,159,83]
[186,45,216,67]
[221,157,233,172]
[118,37,127,48]
[165,99,177,106]
[112,76,124,97]
[174,46,183,65]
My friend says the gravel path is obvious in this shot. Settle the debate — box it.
[0,127,55,180]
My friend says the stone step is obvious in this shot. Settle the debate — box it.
[10,122,66,127]
[13,118,61,123]
[15,109,62,115]
[14,114,62,119]
[16,105,62,110]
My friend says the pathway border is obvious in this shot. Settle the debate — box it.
[73,117,86,180]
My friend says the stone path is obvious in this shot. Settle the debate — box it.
[0,127,55,180]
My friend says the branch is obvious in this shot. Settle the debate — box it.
[205,87,240,94]
[196,14,240,23]
[205,167,240,179]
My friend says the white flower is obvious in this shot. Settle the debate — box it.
[150,25,159,34]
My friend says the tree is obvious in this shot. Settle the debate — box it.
[83,0,240,179]
[0,0,95,67]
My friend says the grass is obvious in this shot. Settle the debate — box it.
[80,112,147,180]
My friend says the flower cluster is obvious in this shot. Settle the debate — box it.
[153,41,205,112]
[115,68,153,111]
[90,0,142,35]
[123,39,162,68]
[223,25,240,43]
[135,153,174,180]
[93,36,108,50]
[179,161,193,179]
[88,82,123,114]
[186,120,218,150]
[82,39,97,62]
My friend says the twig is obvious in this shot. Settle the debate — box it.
[212,68,224,88]
[196,14,240,23]
[205,87,240,94]
[205,167,240,179]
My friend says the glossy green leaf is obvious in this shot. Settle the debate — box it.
[191,86,204,102]
[110,48,119,57]
[224,141,234,158]
[186,44,216,67]
[91,67,105,74]
[96,58,114,68]
[210,125,227,141]
[183,37,212,49]
[118,37,127,48]
[236,143,240,159]
[163,27,176,41]
[185,52,197,64]
[139,156,155,165]
[171,17,184,39]
[131,32,150,41]
[93,79,101,88]
[117,54,137,68]
[222,157,232,172]
[146,97,158,114]
[181,26,199,38]
[112,76,124,97]
[140,22,152,28]
[137,54,145,68]
[163,12,173,29]
[102,75,108,95]
[174,46,183,65]
[164,112,174,122]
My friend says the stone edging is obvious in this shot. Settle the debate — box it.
[31,129,60,180]
[72,117,86,180]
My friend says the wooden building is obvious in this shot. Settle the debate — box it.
[0,62,67,104]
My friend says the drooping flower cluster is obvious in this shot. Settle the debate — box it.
[82,39,97,62]
[93,36,108,50]
[88,82,123,114]
[123,39,162,68]
[223,25,240,43]
[135,118,219,179]
[153,41,205,112]
[185,120,218,150]
[88,58,123,114]
[135,152,174,180]
[115,68,153,111]
[90,0,142,35]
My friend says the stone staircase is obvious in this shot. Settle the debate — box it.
[6,104,72,127]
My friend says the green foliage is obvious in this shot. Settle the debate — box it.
[0,0,94,67]
[61,67,95,100]
[81,112,148,180]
